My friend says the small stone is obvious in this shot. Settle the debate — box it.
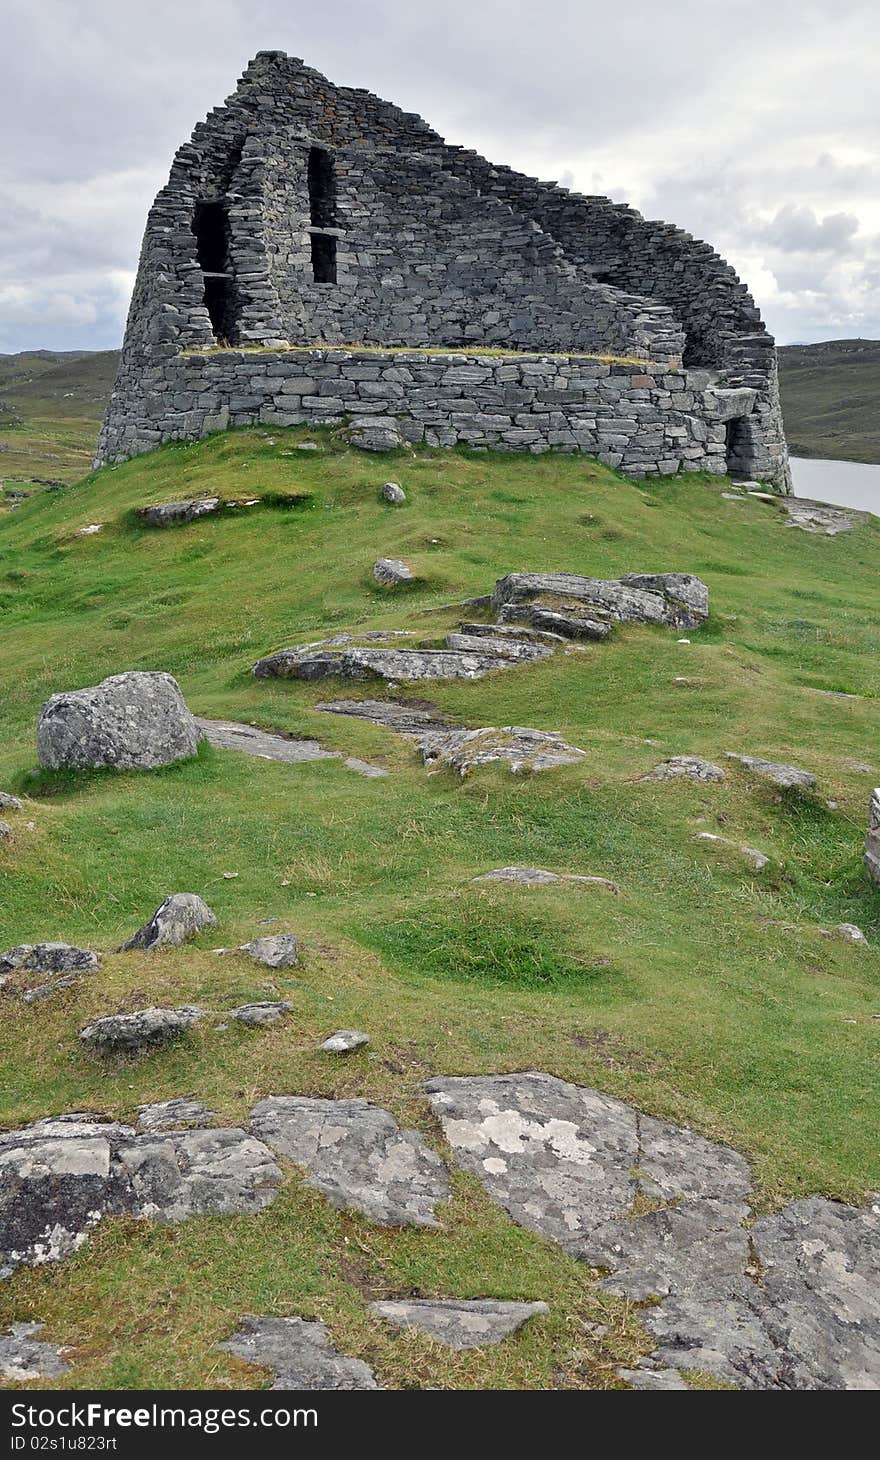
[643,757,726,784]
[219,1315,379,1389]
[320,1029,370,1052]
[373,557,414,586]
[121,893,218,951]
[76,523,104,536]
[382,481,406,504]
[231,1002,293,1026]
[837,923,867,944]
[297,442,321,451]
[239,933,299,968]
[369,1297,548,1349]
[0,792,22,810]
[0,1323,70,1381]
[0,821,12,839]
[80,1006,204,1054]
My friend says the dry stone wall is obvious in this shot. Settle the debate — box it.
[96,50,789,489]
[97,346,743,476]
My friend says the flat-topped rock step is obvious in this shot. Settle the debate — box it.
[369,1297,549,1349]
[491,571,709,629]
[316,698,451,737]
[196,717,387,777]
[250,1095,449,1228]
[458,621,568,645]
[255,644,528,682]
[782,497,868,535]
[0,1113,282,1274]
[219,1315,379,1390]
[445,631,554,662]
[420,725,587,776]
[425,1072,880,1390]
[498,602,612,641]
[137,497,221,527]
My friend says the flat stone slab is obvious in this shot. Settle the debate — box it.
[317,698,451,737]
[725,753,816,790]
[219,1315,379,1390]
[782,497,867,535]
[492,572,709,630]
[320,1029,370,1053]
[458,621,567,645]
[0,1322,70,1381]
[0,1114,282,1274]
[474,867,619,893]
[643,756,726,784]
[80,1006,204,1054]
[121,893,218,951]
[445,631,554,663]
[251,1095,448,1228]
[420,726,586,776]
[196,718,386,777]
[498,602,612,641]
[38,671,201,772]
[230,1001,293,1026]
[239,933,299,968]
[137,1099,216,1130]
[369,1297,548,1349]
[424,1072,880,1389]
[254,645,521,683]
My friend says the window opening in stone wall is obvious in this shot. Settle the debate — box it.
[193,200,237,341]
[308,147,336,227]
[725,415,752,475]
[310,233,337,284]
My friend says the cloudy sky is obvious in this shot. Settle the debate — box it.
[2,0,878,353]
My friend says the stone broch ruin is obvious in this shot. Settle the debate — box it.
[96,51,790,490]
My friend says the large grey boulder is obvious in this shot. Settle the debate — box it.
[725,753,816,790]
[866,789,880,885]
[419,725,586,776]
[0,1114,282,1274]
[37,672,201,771]
[373,557,414,586]
[425,1072,880,1390]
[0,1323,70,1381]
[121,893,217,951]
[80,1006,204,1054]
[137,498,220,527]
[251,1095,449,1228]
[492,571,709,630]
[369,1297,548,1349]
[219,1315,379,1390]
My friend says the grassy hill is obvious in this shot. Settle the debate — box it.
[1,426,878,1389]
[0,349,119,491]
[778,339,880,463]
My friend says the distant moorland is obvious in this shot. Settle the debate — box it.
[777,339,880,464]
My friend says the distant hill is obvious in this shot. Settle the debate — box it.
[0,348,119,486]
[778,339,880,464]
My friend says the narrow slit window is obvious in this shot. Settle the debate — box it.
[308,146,336,227]
[311,233,337,284]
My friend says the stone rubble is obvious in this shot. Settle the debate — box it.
[37,672,202,772]
[250,1095,448,1228]
[369,1297,548,1349]
[219,1315,379,1390]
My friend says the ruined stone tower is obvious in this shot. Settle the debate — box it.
[97,51,790,490]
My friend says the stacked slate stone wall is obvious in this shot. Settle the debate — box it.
[97,50,789,490]
[96,346,753,478]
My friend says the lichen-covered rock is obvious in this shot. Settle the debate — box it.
[419,725,586,776]
[865,790,880,885]
[492,571,709,630]
[725,753,816,790]
[255,645,519,682]
[0,943,99,978]
[137,497,220,527]
[320,1029,370,1053]
[219,1315,379,1390]
[373,557,414,586]
[445,632,554,663]
[230,1002,292,1026]
[643,756,726,783]
[137,1099,216,1130]
[317,698,451,737]
[474,867,619,892]
[424,1072,880,1389]
[251,1095,448,1227]
[382,482,406,504]
[0,1114,282,1275]
[239,933,299,968]
[80,1006,204,1054]
[0,1323,70,1381]
[37,672,201,771]
[498,602,612,641]
[121,893,218,951]
[458,621,567,645]
[0,822,13,840]
[369,1297,548,1349]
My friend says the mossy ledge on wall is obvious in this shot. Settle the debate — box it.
[94,346,785,484]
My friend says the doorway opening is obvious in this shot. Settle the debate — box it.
[193,199,237,341]
[725,415,753,476]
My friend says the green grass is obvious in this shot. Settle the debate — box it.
[0,349,118,490]
[1,422,879,1389]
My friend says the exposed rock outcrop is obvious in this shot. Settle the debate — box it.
[0,1323,70,1381]
[37,672,201,771]
[369,1297,548,1349]
[725,753,816,790]
[80,1006,204,1054]
[121,893,218,951]
[137,498,220,527]
[420,726,586,776]
[491,572,709,630]
[474,867,619,892]
[643,756,726,783]
[230,1002,292,1026]
[373,557,414,586]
